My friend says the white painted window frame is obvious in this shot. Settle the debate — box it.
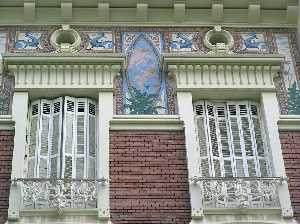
[6,55,124,222]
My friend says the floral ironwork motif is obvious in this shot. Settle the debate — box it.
[191,177,283,208]
[16,178,107,211]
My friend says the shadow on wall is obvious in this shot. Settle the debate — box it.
[0,74,14,115]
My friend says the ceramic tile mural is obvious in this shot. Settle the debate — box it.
[0,32,6,54]
[85,31,114,52]
[170,32,199,52]
[241,32,267,52]
[122,32,167,115]
[275,34,300,115]
[14,31,43,50]
[0,32,6,74]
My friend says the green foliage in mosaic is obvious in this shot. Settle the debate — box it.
[124,87,164,115]
[288,81,300,115]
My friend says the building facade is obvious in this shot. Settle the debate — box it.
[0,0,300,224]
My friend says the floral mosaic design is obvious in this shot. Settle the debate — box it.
[122,32,167,115]
[275,34,300,115]
[170,32,200,52]
[241,32,267,52]
[85,31,114,52]
[14,31,43,50]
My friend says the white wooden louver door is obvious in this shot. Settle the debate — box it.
[38,100,52,178]
[75,98,87,179]
[62,97,76,179]
[249,103,270,177]
[205,102,222,177]
[50,98,63,178]
[27,100,40,178]
[194,101,210,177]
[87,100,96,179]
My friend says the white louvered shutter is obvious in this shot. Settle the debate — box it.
[215,103,233,177]
[75,98,87,179]
[204,102,222,177]
[62,97,76,179]
[50,98,63,178]
[227,103,246,177]
[37,100,52,178]
[194,101,210,177]
[27,100,40,178]
[87,100,96,179]
[249,103,270,177]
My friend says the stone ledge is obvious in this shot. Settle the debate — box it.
[0,115,14,130]
[278,115,300,131]
[110,115,184,130]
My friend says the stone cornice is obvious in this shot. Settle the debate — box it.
[0,0,297,27]
[278,115,300,131]
[3,54,125,91]
[0,115,14,130]
[163,54,284,95]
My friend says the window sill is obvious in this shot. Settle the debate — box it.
[110,115,184,130]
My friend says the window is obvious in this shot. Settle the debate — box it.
[194,101,271,178]
[27,96,96,179]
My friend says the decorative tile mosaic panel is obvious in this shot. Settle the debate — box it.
[241,32,267,52]
[0,32,6,54]
[275,34,300,115]
[170,32,200,52]
[14,31,43,50]
[85,31,114,52]
[122,32,167,115]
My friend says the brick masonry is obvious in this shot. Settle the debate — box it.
[0,131,14,224]
[109,130,191,224]
[280,131,300,221]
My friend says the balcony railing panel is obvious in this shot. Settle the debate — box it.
[13,178,107,211]
[191,177,285,209]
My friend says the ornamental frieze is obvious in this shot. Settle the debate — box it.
[0,26,299,115]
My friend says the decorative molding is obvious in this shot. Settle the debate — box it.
[278,115,300,131]
[0,115,14,130]
[3,54,125,91]
[0,1,297,27]
[164,54,283,93]
[110,115,184,130]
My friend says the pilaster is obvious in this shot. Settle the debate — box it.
[177,91,203,221]
[8,92,29,222]
[260,92,294,218]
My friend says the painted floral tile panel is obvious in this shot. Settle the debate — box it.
[85,31,114,52]
[241,32,267,52]
[14,31,43,50]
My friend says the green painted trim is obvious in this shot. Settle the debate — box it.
[278,115,300,131]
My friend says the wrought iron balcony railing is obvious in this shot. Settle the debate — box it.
[12,178,108,212]
[190,177,286,209]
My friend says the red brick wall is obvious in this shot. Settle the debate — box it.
[110,130,191,224]
[0,131,14,224]
[280,131,300,221]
